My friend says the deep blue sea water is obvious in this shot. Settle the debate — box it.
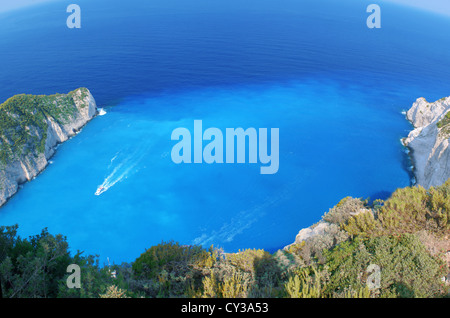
[1,0,450,263]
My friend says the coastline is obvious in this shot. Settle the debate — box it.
[401,132,417,187]
[0,88,98,208]
[401,96,450,189]
[0,119,96,209]
[284,97,450,251]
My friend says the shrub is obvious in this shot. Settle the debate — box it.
[295,224,349,265]
[132,241,210,279]
[322,197,367,227]
[99,285,129,298]
[344,209,381,237]
[284,266,322,298]
[0,226,73,298]
[132,241,212,297]
[323,234,447,298]
[437,111,450,129]
[378,183,450,236]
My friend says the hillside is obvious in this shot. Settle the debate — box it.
[0,181,448,298]
[0,88,97,207]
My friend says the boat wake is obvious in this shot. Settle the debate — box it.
[95,147,147,196]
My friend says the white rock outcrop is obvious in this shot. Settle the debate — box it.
[293,221,330,244]
[0,88,97,207]
[282,221,332,252]
[403,96,450,188]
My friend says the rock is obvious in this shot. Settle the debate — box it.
[0,88,97,207]
[403,96,450,188]
[282,221,331,251]
[294,222,330,244]
[406,97,450,128]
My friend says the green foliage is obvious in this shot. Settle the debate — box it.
[226,249,269,274]
[323,234,446,298]
[322,197,367,227]
[343,286,371,298]
[219,269,248,298]
[195,248,285,298]
[1,179,449,298]
[131,241,213,297]
[0,226,72,298]
[377,182,450,235]
[437,111,450,129]
[344,210,380,237]
[0,88,88,165]
[284,266,322,298]
[198,266,250,298]
[291,224,348,266]
[99,285,129,298]
[322,238,371,296]
[201,271,219,298]
[132,241,210,280]
[0,225,120,299]
[56,252,114,298]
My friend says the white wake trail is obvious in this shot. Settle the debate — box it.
[95,147,148,196]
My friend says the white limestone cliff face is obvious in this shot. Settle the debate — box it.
[0,88,97,207]
[403,96,450,188]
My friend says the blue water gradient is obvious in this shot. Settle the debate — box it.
[1,0,450,263]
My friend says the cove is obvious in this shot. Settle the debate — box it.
[1,0,450,264]
[0,78,414,263]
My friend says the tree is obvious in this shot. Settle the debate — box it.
[0,227,72,298]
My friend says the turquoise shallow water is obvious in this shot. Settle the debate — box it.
[1,0,450,263]
[0,77,415,262]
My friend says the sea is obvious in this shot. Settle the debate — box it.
[1,0,450,263]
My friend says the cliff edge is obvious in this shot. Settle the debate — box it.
[0,88,97,207]
[403,96,450,188]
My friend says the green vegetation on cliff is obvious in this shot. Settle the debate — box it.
[0,180,449,298]
[0,88,89,165]
[437,111,450,129]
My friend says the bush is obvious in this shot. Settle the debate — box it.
[378,183,450,236]
[322,197,367,227]
[344,210,381,237]
[323,234,447,298]
[293,224,348,265]
[284,266,323,298]
[132,241,212,297]
[99,285,129,298]
[132,241,210,280]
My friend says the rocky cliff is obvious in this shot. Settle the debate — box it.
[403,97,450,188]
[0,88,97,207]
[403,96,450,188]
